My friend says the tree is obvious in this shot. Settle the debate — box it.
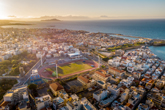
[55,78,60,82]
[1,60,10,65]
[68,97,72,101]
[22,51,28,56]
[102,57,109,62]
[10,66,19,75]
[28,84,37,90]
[78,94,82,99]
[101,65,105,68]
[5,69,8,74]
[12,55,19,60]
[47,89,50,92]
[64,99,67,106]
[11,60,19,64]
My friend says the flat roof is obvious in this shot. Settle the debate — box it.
[68,53,80,57]
[97,80,104,85]
[55,97,64,104]
[67,80,83,87]
[4,93,13,97]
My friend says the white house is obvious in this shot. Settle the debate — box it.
[93,89,108,101]
[107,84,120,96]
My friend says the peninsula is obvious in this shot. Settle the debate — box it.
[41,18,60,21]
[0,20,33,26]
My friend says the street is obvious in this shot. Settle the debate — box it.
[15,59,42,87]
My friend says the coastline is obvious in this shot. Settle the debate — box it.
[123,45,145,51]
[0,20,33,27]
[0,23,33,27]
[105,33,152,40]
[1,22,165,60]
[1,24,165,46]
[109,33,165,46]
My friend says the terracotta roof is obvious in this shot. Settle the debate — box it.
[95,71,107,78]
[109,67,125,73]
[138,85,145,89]
[148,80,154,84]
[141,78,149,81]
[0,101,10,107]
[118,65,125,68]
[144,74,150,76]
[105,107,112,110]
[125,103,133,109]
[40,108,47,110]
[78,76,89,84]
[121,57,127,60]
[99,69,106,74]
[150,106,159,110]
[120,86,127,90]
[49,82,64,91]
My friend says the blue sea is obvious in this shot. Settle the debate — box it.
[1,19,165,60]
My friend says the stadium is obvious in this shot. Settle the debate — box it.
[38,59,98,79]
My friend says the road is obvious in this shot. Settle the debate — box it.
[83,53,108,66]
[15,59,42,87]
[0,76,19,79]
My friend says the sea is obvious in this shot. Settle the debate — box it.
[1,19,165,60]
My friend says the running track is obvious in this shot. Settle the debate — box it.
[38,59,98,80]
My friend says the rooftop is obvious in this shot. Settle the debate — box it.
[78,76,89,83]
[94,89,107,95]
[95,71,109,78]
[50,82,64,91]
[109,67,125,73]
[97,80,105,85]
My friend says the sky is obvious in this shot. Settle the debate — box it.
[0,0,165,20]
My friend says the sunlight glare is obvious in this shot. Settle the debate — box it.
[0,2,7,19]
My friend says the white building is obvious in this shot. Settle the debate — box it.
[35,94,51,110]
[119,89,130,102]
[66,101,81,110]
[107,84,120,96]
[3,85,28,102]
[80,97,96,110]
[93,89,108,101]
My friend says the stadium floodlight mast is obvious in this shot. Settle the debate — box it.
[56,60,58,78]
[97,56,100,68]
[40,52,43,66]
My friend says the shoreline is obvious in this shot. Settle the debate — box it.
[1,24,165,46]
[0,22,163,41]
[123,45,145,51]
[0,20,33,27]
[104,33,152,40]
[0,23,33,26]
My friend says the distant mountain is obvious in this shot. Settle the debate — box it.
[41,18,60,21]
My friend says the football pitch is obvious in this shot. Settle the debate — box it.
[46,61,92,77]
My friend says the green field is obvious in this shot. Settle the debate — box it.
[46,61,92,77]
